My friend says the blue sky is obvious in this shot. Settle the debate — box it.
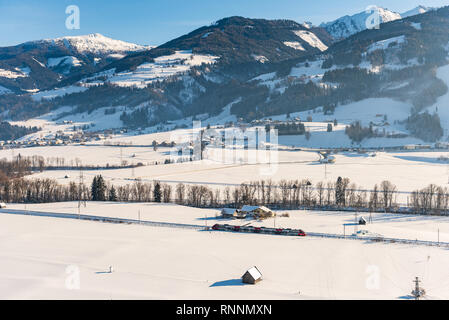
[0,0,448,46]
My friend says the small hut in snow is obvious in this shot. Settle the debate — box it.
[242,266,263,285]
[359,217,367,225]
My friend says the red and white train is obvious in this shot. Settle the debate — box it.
[211,224,306,236]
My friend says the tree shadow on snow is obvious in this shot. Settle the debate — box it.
[210,279,247,287]
[197,216,222,221]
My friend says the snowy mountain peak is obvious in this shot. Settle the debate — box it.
[320,6,401,39]
[401,5,435,18]
[36,33,151,55]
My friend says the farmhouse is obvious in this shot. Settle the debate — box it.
[242,266,263,284]
[403,145,417,150]
[240,205,273,218]
[221,208,239,219]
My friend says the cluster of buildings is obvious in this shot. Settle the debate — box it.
[250,117,302,126]
[0,130,118,150]
[221,205,274,220]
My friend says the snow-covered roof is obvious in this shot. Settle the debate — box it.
[247,266,262,280]
[241,205,271,213]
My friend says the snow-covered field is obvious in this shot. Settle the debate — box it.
[0,144,170,166]
[101,50,219,88]
[12,146,449,204]
[6,201,449,243]
[1,203,449,299]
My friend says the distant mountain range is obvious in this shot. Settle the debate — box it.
[320,5,435,39]
[0,33,150,93]
[0,4,448,143]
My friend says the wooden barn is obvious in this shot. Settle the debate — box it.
[242,266,262,284]
[221,208,239,219]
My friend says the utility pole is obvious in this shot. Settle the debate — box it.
[200,129,204,160]
[78,169,86,218]
[411,277,426,300]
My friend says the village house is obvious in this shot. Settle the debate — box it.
[221,208,246,219]
[221,208,239,219]
[240,205,274,219]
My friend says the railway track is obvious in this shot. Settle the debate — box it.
[1,209,448,248]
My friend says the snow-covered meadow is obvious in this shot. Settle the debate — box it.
[7,145,448,205]
[1,202,449,299]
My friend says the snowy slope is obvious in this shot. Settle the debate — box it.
[293,30,328,51]
[31,85,88,101]
[98,50,219,88]
[424,64,449,136]
[401,6,435,18]
[37,33,150,56]
[0,85,12,94]
[0,67,28,79]
[320,6,401,39]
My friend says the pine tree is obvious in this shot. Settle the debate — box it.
[91,175,106,201]
[153,182,162,203]
[335,177,343,206]
[91,176,98,200]
[109,185,117,201]
[96,175,107,201]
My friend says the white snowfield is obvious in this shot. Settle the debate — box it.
[320,6,402,39]
[107,50,219,88]
[367,36,406,53]
[0,67,28,79]
[293,30,328,51]
[1,202,449,299]
[426,64,449,134]
[38,33,150,55]
[6,201,449,243]
[3,138,449,205]
[283,41,305,51]
[32,85,88,101]
[47,56,83,69]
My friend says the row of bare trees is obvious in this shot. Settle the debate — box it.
[410,184,449,214]
[0,175,448,215]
